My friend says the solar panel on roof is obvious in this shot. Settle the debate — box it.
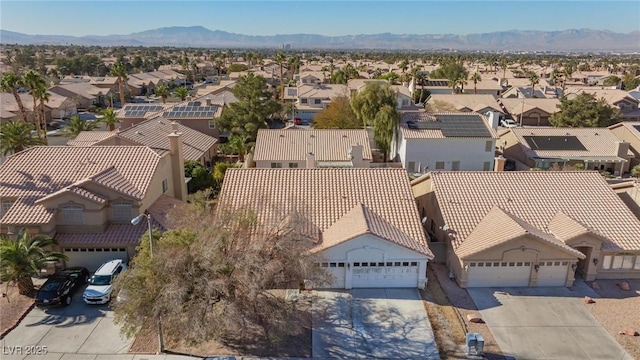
[409,114,491,137]
[523,136,587,151]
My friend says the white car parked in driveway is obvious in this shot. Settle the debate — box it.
[83,259,127,305]
[500,119,518,128]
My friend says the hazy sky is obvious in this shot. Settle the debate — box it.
[1,1,639,36]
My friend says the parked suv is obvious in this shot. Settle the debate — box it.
[83,259,127,305]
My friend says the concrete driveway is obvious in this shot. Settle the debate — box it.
[312,288,439,359]
[468,286,632,360]
[0,293,132,360]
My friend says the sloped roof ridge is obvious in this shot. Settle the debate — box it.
[76,166,144,199]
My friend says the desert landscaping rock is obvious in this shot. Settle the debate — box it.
[583,296,595,304]
[619,328,638,336]
[466,313,484,323]
[618,281,631,291]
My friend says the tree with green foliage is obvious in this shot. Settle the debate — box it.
[330,64,359,84]
[528,71,540,97]
[430,59,468,94]
[228,63,249,73]
[470,72,482,94]
[1,72,29,123]
[215,73,281,138]
[184,160,213,193]
[0,120,46,155]
[100,107,118,131]
[275,52,286,102]
[549,93,621,128]
[221,134,252,162]
[373,104,400,162]
[112,200,330,347]
[110,61,128,106]
[32,85,51,144]
[212,162,236,190]
[23,70,47,138]
[603,76,621,87]
[173,86,190,101]
[350,81,397,127]
[622,73,640,91]
[312,96,362,129]
[631,164,640,178]
[154,84,170,104]
[61,115,99,139]
[1,229,67,295]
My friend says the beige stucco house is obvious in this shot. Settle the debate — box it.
[219,168,434,289]
[499,127,634,175]
[412,171,640,288]
[0,135,188,271]
[609,121,640,168]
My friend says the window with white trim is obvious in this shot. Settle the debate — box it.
[61,206,83,225]
[314,99,322,105]
[112,202,132,223]
[270,162,283,168]
[485,141,493,152]
[483,162,491,171]
[435,161,445,170]
[602,254,637,270]
[288,162,299,168]
[301,98,308,104]
[208,120,216,129]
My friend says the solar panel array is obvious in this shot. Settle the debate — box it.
[187,101,201,106]
[406,114,491,137]
[123,105,164,117]
[163,106,217,119]
[425,80,450,87]
[523,136,587,151]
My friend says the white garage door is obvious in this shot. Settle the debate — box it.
[467,261,532,287]
[64,247,128,272]
[321,262,346,288]
[351,261,419,288]
[536,261,569,287]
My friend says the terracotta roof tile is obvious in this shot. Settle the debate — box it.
[66,131,116,146]
[219,168,433,258]
[0,146,162,224]
[253,129,372,162]
[431,171,640,251]
[1,197,55,225]
[456,206,585,259]
[36,186,109,205]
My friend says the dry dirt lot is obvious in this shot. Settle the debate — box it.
[585,279,640,359]
[0,283,35,338]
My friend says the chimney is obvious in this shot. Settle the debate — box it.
[205,97,212,106]
[186,96,192,102]
[349,144,364,168]
[306,152,316,169]
[486,111,499,130]
[171,121,179,132]
[616,141,630,158]
[168,131,187,201]
[494,156,506,172]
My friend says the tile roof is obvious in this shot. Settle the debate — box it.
[429,171,640,251]
[608,121,640,141]
[36,186,109,205]
[106,119,217,161]
[66,131,116,146]
[507,127,632,160]
[455,206,585,259]
[218,168,432,258]
[253,129,372,162]
[297,84,349,98]
[498,98,561,115]
[0,146,162,224]
[400,111,498,139]
[428,94,503,113]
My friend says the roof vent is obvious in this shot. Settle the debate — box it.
[279,134,285,137]
[594,132,599,135]
[136,131,143,135]
[310,134,315,138]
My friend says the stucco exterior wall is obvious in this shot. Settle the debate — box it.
[399,137,496,172]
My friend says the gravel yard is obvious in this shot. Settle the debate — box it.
[431,263,504,359]
[585,279,640,359]
[0,283,35,338]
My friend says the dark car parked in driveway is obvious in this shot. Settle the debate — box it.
[36,275,78,307]
[57,267,90,290]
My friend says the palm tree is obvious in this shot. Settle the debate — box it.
[191,60,199,83]
[32,85,51,144]
[110,61,128,106]
[60,115,98,139]
[155,84,170,104]
[275,51,286,102]
[0,72,29,123]
[174,86,190,101]
[500,58,509,79]
[100,107,118,131]
[528,72,540,98]
[0,120,45,155]
[470,72,482,94]
[23,70,46,138]
[0,228,67,296]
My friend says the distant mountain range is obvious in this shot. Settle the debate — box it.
[1,26,639,52]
